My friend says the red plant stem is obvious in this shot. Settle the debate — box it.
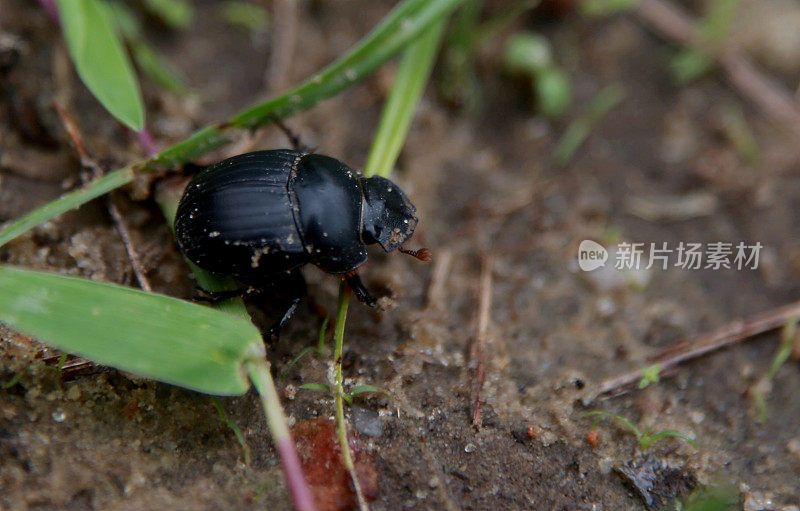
[136,129,159,158]
[276,437,316,511]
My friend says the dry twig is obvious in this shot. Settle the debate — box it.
[470,256,492,428]
[587,299,800,404]
[53,102,153,293]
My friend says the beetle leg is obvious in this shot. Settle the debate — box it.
[272,117,313,154]
[266,296,303,343]
[345,273,378,308]
[193,286,260,303]
[263,269,308,342]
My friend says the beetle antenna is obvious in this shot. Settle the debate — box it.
[398,247,431,262]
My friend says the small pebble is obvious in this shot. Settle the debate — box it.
[351,406,383,438]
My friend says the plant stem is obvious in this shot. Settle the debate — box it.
[0,0,466,249]
[247,358,315,511]
[331,280,367,509]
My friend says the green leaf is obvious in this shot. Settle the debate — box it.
[299,383,331,393]
[0,265,263,395]
[638,363,661,389]
[56,0,145,131]
[349,385,385,397]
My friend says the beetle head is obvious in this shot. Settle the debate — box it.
[359,176,418,252]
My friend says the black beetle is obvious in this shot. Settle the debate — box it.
[174,140,429,336]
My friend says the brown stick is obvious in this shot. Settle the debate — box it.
[635,0,800,136]
[586,299,800,404]
[53,102,153,292]
[470,256,493,428]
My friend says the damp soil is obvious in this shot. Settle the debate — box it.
[2,1,800,510]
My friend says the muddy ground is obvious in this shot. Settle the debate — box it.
[2,0,800,509]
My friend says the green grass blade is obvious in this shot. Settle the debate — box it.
[349,384,385,397]
[364,19,447,177]
[220,1,270,33]
[0,0,466,249]
[553,84,624,166]
[582,410,642,439]
[229,0,462,129]
[0,265,263,395]
[299,383,332,393]
[641,430,697,450]
[0,166,134,248]
[56,0,145,131]
[212,397,252,465]
[143,0,194,29]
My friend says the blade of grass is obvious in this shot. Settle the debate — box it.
[582,410,642,440]
[212,397,252,465]
[475,0,540,43]
[230,0,461,130]
[641,430,697,450]
[143,0,194,30]
[299,383,331,393]
[0,166,134,248]
[0,0,466,249]
[364,20,447,176]
[767,319,796,380]
[56,0,145,131]
[0,265,261,395]
[749,318,797,423]
[220,1,270,33]
[438,0,483,110]
[553,84,624,166]
[670,0,740,84]
[349,385,385,397]
[280,316,329,378]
